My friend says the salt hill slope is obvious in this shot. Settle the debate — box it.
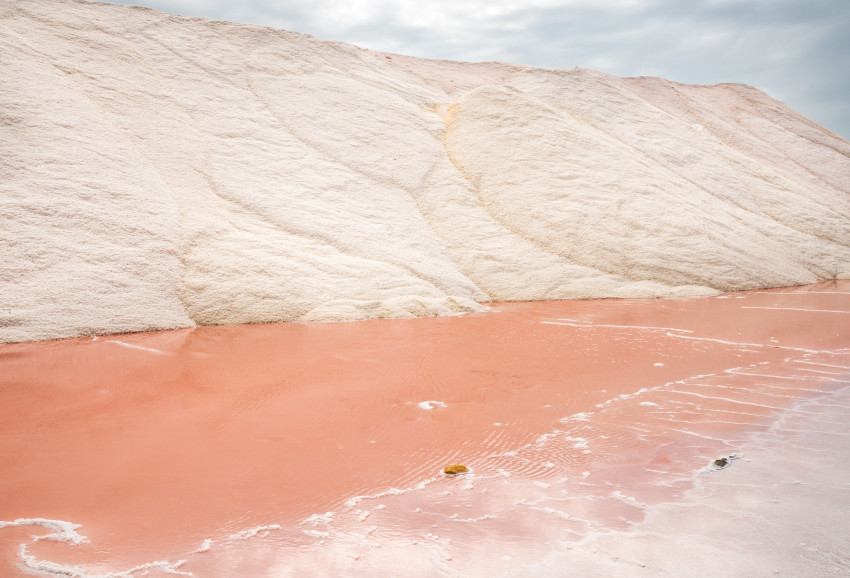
[2,0,850,344]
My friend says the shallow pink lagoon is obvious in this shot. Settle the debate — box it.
[2,282,849,576]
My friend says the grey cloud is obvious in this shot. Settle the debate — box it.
[481,0,850,137]
[102,0,850,138]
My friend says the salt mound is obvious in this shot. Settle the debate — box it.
[2,0,849,344]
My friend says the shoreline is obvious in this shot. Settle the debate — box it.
[2,278,847,350]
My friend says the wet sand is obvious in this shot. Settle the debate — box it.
[1,281,849,576]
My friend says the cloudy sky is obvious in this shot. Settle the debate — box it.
[101,0,849,139]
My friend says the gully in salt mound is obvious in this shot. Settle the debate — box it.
[3,0,850,344]
[1,282,848,576]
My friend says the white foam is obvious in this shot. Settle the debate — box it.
[104,340,173,355]
[0,518,86,545]
[665,332,827,354]
[195,539,212,553]
[560,412,593,422]
[226,524,281,541]
[566,436,589,449]
[610,490,646,508]
[794,360,850,370]
[18,548,191,578]
[303,512,336,525]
[724,367,821,381]
[418,400,447,410]
[742,306,850,314]
[543,321,694,333]
[792,366,844,375]
[0,518,191,577]
[344,479,435,508]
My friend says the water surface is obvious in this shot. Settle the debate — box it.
[1,282,849,576]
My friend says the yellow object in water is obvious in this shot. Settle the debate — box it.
[443,464,469,475]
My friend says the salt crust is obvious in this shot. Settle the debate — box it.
[2,0,849,343]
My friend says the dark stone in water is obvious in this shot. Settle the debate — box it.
[714,457,729,468]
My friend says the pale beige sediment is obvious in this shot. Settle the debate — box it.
[2,0,850,343]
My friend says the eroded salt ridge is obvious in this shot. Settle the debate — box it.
[2,0,850,343]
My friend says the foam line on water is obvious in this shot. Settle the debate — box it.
[652,426,728,442]
[724,367,832,381]
[741,306,850,313]
[104,340,174,355]
[226,524,281,541]
[667,389,784,410]
[687,382,804,397]
[0,518,191,577]
[542,321,694,333]
[18,547,191,578]
[664,332,828,354]
[0,518,86,545]
[794,360,850,370]
[794,367,845,375]
[344,478,439,508]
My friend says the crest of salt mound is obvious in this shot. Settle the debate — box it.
[1,0,849,344]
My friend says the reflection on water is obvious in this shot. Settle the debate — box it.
[1,281,849,576]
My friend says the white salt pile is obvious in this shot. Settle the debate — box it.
[2,0,849,343]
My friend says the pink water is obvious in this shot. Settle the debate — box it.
[1,282,849,576]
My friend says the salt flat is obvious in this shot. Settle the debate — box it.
[2,0,849,343]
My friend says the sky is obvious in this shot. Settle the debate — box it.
[100,0,850,139]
